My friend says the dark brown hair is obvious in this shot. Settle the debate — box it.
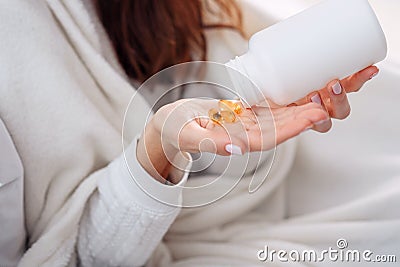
[94,0,243,82]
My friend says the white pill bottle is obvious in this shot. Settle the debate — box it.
[226,0,387,106]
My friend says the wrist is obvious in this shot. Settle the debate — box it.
[137,120,179,183]
[147,118,180,157]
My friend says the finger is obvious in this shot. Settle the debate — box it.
[294,91,330,133]
[321,80,351,119]
[292,90,324,107]
[263,101,325,122]
[341,65,379,93]
[290,66,379,107]
[272,103,329,145]
[181,124,249,156]
[206,126,249,156]
[276,117,321,144]
[312,117,332,133]
[306,92,333,132]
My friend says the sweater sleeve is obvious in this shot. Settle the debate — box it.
[77,136,192,267]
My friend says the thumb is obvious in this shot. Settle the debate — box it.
[183,125,248,156]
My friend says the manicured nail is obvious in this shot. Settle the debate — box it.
[225,144,242,155]
[369,71,379,80]
[311,94,322,105]
[332,81,342,95]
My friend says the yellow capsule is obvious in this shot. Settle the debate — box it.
[208,108,237,124]
[219,100,244,115]
[208,108,223,124]
[220,110,236,123]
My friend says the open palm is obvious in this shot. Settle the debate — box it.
[154,98,328,156]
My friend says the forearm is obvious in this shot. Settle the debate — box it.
[77,137,191,266]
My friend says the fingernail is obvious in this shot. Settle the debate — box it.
[225,144,242,155]
[311,94,322,105]
[332,81,342,95]
[369,71,379,80]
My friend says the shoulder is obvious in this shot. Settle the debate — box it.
[0,0,71,83]
[0,0,57,42]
